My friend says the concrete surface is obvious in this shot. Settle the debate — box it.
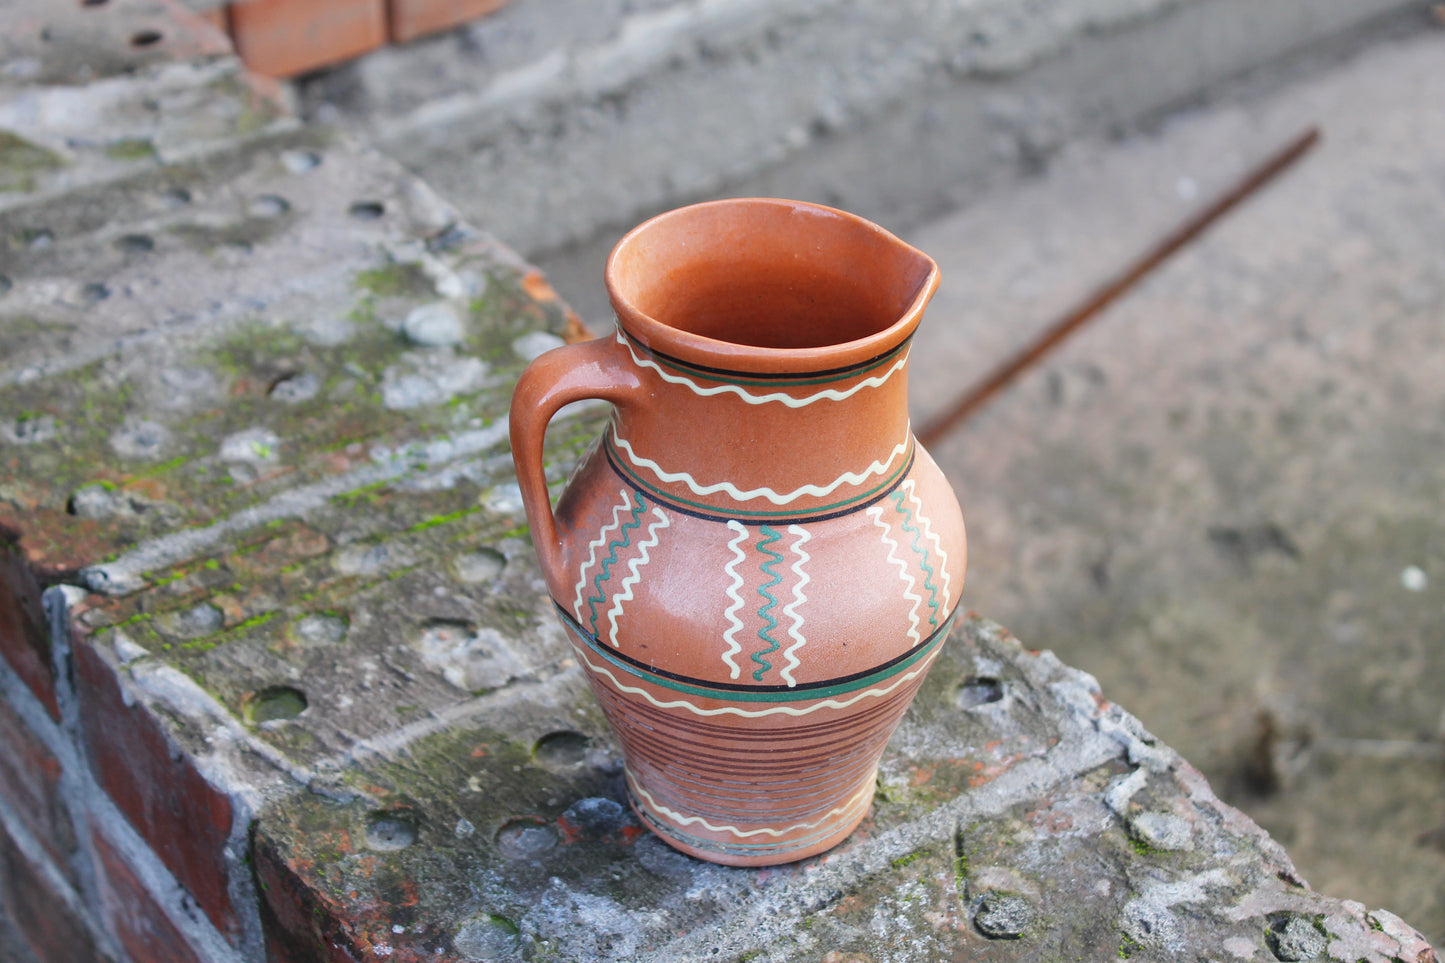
[0,2,1441,961]
[907,24,1445,948]
[296,0,1426,294]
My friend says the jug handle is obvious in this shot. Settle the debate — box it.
[509,335,643,588]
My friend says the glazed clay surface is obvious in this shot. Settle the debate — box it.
[511,199,966,865]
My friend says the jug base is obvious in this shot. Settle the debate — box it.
[624,767,878,867]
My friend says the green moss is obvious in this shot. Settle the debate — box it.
[354,263,432,299]
[0,131,63,192]
[103,138,157,161]
[1118,934,1141,958]
[132,454,189,477]
[891,850,926,870]
[170,215,288,253]
[234,611,279,632]
[407,504,482,533]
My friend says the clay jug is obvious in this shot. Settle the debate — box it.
[510,198,966,866]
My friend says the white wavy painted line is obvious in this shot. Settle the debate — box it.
[628,773,872,840]
[573,489,633,623]
[778,525,811,688]
[901,479,952,614]
[612,427,909,505]
[617,330,909,408]
[604,507,671,648]
[720,521,749,680]
[575,641,944,719]
[869,505,922,647]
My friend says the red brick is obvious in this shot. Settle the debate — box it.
[255,835,363,963]
[387,0,513,44]
[0,696,75,873]
[91,828,205,963]
[229,0,387,78]
[0,817,114,963]
[73,641,240,943]
[0,535,59,719]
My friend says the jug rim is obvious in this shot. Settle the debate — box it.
[605,198,940,376]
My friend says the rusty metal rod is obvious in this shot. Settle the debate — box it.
[916,125,1321,449]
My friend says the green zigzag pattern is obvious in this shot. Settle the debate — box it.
[751,525,783,681]
[585,491,646,635]
[890,489,940,628]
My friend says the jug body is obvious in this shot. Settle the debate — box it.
[511,199,966,865]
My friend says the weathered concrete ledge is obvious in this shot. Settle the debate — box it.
[0,4,1437,962]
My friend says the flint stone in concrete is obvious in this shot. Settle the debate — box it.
[381,352,490,408]
[976,893,1034,939]
[1270,915,1328,961]
[403,301,468,346]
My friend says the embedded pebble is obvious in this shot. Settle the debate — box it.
[1401,565,1428,592]
[292,614,347,646]
[110,631,149,664]
[453,550,505,583]
[247,194,290,218]
[280,149,321,173]
[1269,915,1327,961]
[110,420,170,460]
[167,603,223,640]
[381,353,487,409]
[3,414,59,445]
[402,301,465,346]
[975,893,1033,939]
[1128,811,1195,852]
[415,622,528,691]
[453,915,521,962]
[220,427,281,463]
[293,316,355,346]
[484,483,525,514]
[157,366,219,408]
[495,819,557,858]
[562,797,628,837]
[512,331,565,361]
[70,484,128,519]
[269,372,321,403]
[335,542,412,577]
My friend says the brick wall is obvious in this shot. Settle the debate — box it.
[210,0,515,77]
[0,555,253,963]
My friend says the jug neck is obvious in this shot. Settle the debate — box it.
[601,197,939,524]
[605,325,917,524]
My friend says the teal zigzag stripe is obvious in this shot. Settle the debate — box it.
[585,491,646,634]
[751,525,783,681]
[890,489,940,628]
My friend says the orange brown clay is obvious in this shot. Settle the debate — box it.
[511,198,966,866]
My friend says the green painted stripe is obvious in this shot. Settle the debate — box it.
[563,609,953,703]
[751,525,784,681]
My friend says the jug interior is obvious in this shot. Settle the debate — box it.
[608,201,936,351]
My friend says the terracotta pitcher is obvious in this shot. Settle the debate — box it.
[510,198,966,866]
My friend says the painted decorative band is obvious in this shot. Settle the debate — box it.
[602,437,917,523]
[619,328,912,387]
[557,603,957,702]
[625,769,876,853]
